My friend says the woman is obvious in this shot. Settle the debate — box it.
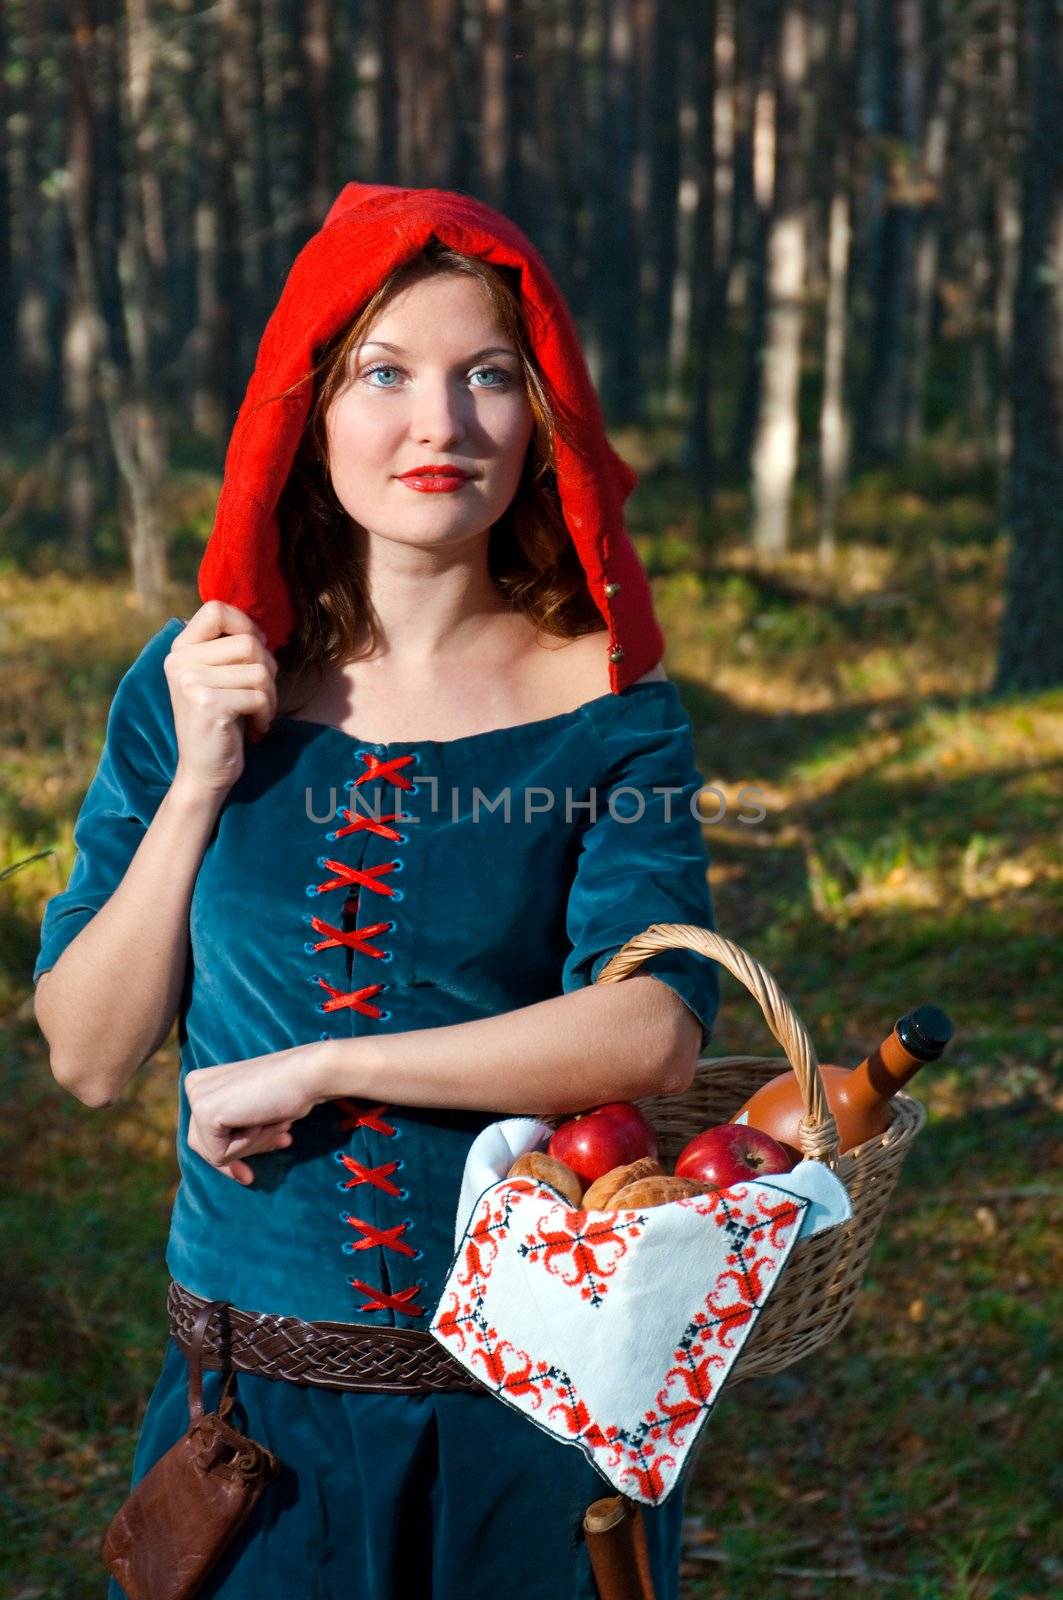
[34,182,720,1599]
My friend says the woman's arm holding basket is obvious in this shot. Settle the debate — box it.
[306,973,704,1115]
[180,976,704,1178]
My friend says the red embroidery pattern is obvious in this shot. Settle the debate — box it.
[307,749,426,1318]
[433,1182,804,1503]
[517,1208,645,1307]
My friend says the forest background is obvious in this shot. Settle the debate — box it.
[0,1,1060,1596]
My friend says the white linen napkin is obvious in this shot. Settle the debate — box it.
[434,1120,852,1504]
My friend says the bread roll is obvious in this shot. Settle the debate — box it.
[608,1175,710,1209]
[506,1151,584,1207]
[581,1157,663,1210]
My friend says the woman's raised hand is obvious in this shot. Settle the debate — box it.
[165,601,278,797]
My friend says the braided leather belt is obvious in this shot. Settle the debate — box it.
[166,1279,486,1396]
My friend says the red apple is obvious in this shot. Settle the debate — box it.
[547,1102,659,1184]
[675,1123,797,1188]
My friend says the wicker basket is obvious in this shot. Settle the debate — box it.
[594,923,927,1383]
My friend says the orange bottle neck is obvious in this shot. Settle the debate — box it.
[845,1031,925,1118]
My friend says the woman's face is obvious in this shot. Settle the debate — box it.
[324,272,536,553]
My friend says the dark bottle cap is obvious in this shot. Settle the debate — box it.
[895,1005,954,1061]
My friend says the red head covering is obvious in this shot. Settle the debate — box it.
[197,181,664,691]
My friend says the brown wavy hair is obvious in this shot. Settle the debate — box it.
[270,236,607,714]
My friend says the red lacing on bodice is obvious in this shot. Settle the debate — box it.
[308,750,425,1319]
[350,754,416,790]
[343,1215,417,1257]
[313,858,401,898]
[336,1100,396,1137]
[348,1281,425,1316]
[332,808,406,842]
[336,1152,403,1196]
[315,976,387,1019]
[308,919,392,959]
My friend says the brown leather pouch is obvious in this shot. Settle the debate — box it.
[101,1300,281,1600]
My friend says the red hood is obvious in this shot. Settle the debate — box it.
[197,180,663,691]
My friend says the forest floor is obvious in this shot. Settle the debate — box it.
[1,438,1060,1598]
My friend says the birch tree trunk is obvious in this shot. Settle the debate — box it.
[818,0,858,565]
[750,0,808,556]
[119,0,168,606]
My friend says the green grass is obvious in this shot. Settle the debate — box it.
[1,439,1060,1596]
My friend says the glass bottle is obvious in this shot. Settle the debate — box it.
[731,1004,954,1157]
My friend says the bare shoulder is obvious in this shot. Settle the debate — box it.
[632,662,668,685]
[529,628,668,709]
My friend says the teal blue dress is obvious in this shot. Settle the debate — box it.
[35,616,720,1600]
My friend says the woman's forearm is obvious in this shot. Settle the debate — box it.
[35,778,225,1107]
[307,975,702,1117]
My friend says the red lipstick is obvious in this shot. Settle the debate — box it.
[398,464,473,494]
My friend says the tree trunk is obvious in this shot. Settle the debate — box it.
[66,0,169,601]
[410,0,460,187]
[859,0,921,461]
[729,21,773,469]
[187,5,243,443]
[646,0,682,364]
[905,8,956,452]
[714,0,738,286]
[597,0,641,423]
[543,0,588,309]
[0,1,15,432]
[665,57,697,418]
[63,0,101,568]
[481,0,514,210]
[119,0,168,605]
[299,0,337,223]
[750,0,808,557]
[993,0,1023,507]
[993,0,1063,693]
[954,28,994,449]
[13,0,57,437]
[582,0,610,391]
[217,0,263,379]
[681,0,718,500]
[372,0,400,181]
[818,0,858,564]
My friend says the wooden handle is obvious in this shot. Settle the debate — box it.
[583,1495,658,1600]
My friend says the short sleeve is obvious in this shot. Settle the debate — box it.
[32,617,184,986]
[562,683,720,1051]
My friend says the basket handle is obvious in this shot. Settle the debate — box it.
[594,923,841,1166]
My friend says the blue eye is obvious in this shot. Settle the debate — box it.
[360,363,513,390]
[470,367,512,389]
[363,364,401,388]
